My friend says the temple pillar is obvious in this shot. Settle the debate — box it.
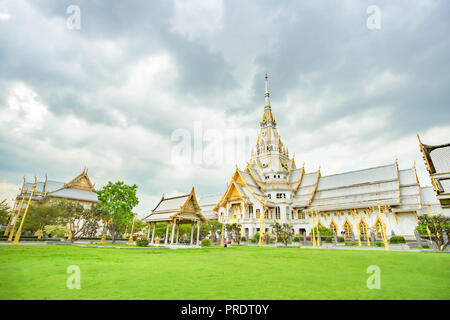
[151,223,156,244]
[147,222,151,239]
[190,223,194,245]
[176,224,180,244]
[170,220,176,244]
[164,223,169,244]
[196,220,200,245]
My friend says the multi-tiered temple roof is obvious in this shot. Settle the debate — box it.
[201,75,437,219]
[418,136,450,209]
[16,169,98,205]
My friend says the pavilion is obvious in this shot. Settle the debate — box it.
[144,187,207,246]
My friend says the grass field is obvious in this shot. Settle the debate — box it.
[0,245,449,300]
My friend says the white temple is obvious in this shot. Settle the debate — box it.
[198,74,449,241]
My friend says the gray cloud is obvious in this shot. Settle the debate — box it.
[0,0,449,215]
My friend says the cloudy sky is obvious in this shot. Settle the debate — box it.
[0,0,449,216]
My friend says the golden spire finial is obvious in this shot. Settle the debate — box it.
[264,73,271,107]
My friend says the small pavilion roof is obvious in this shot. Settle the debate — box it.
[144,187,206,223]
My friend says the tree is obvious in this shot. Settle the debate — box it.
[23,205,67,234]
[417,215,450,251]
[207,220,222,244]
[309,226,334,241]
[264,232,271,244]
[270,221,282,243]
[131,218,147,233]
[96,181,139,243]
[53,200,105,242]
[0,199,11,225]
[279,223,293,246]
[226,223,241,244]
[85,204,109,237]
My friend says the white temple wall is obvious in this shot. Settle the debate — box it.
[393,213,418,238]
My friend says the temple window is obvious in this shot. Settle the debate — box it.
[298,210,305,219]
[275,207,280,219]
[256,209,260,219]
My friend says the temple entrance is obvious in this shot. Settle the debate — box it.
[329,220,338,234]
[343,219,352,239]
[374,218,385,239]
[359,220,368,239]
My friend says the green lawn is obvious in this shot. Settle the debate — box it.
[0,245,449,300]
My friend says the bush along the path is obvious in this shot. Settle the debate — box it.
[389,236,406,244]
[201,238,211,247]
[136,238,149,247]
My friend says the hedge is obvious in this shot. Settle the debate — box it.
[136,238,149,247]
[201,238,211,247]
[389,236,406,244]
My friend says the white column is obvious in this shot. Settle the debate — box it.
[196,220,200,245]
[170,220,176,244]
[165,223,169,244]
[190,223,194,245]
[176,224,180,244]
[151,223,156,244]
[147,222,151,239]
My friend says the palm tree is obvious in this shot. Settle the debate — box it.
[270,221,282,244]
[279,223,294,246]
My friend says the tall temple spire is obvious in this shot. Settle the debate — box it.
[260,73,276,128]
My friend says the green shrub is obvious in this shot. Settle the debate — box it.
[422,244,429,249]
[309,226,334,236]
[253,232,260,241]
[44,225,67,238]
[135,238,149,247]
[389,236,406,244]
[241,236,246,242]
[325,237,332,243]
[294,237,300,242]
[201,238,211,247]
[337,237,345,243]
[375,241,384,247]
